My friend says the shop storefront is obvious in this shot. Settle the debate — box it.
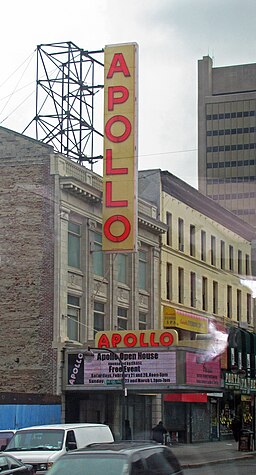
[63,329,223,442]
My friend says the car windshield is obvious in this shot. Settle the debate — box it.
[48,454,127,475]
[6,430,64,451]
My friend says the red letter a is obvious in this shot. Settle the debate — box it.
[107,53,130,78]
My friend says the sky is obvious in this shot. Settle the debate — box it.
[1,0,256,189]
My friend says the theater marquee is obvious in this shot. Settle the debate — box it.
[103,43,138,252]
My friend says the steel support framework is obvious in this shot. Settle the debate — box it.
[24,41,104,165]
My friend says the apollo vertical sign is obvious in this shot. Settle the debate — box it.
[103,43,138,252]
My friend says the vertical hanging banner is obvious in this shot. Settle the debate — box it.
[103,43,138,252]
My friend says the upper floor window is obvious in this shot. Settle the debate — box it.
[94,301,105,337]
[139,250,147,290]
[166,263,172,301]
[166,212,172,246]
[190,272,196,307]
[190,225,196,257]
[246,254,250,275]
[67,295,80,341]
[238,250,242,274]
[210,235,216,266]
[227,285,232,318]
[178,218,184,252]
[139,312,148,330]
[237,289,241,322]
[229,245,234,272]
[202,277,208,311]
[178,267,184,304]
[118,253,128,284]
[117,306,128,330]
[247,294,252,324]
[93,232,104,276]
[68,222,81,268]
[201,231,206,261]
[220,240,225,270]
[213,281,218,315]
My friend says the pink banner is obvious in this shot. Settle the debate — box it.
[186,352,221,386]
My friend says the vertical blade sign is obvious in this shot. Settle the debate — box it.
[103,43,138,252]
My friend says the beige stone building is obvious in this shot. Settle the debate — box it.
[198,56,256,229]
[0,126,166,435]
[139,169,256,442]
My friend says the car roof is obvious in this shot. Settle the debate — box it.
[15,424,108,431]
[65,441,169,456]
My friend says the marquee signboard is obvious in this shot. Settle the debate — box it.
[67,350,176,389]
[95,329,178,349]
[103,43,138,252]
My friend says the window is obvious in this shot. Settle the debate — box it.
[201,230,206,261]
[117,253,128,284]
[166,263,172,300]
[190,225,196,257]
[229,245,234,271]
[237,290,241,322]
[247,294,252,323]
[117,307,128,330]
[93,232,104,276]
[178,267,184,304]
[139,312,147,330]
[238,250,242,274]
[202,277,208,311]
[213,281,218,314]
[139,250,147,290]
[178,218,184,252]
[210,236,216,266]
[68,222,81,268]
[166,212,172,246]
[246,254,250,275]
[94,301,105,336]
[220,240,225,270]
[227,285,232,318]
[67,295,80,341]
[190,272,196,307]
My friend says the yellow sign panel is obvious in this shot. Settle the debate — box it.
[95,329,178,348]
[163,306,208,334]
[103,43,138,252]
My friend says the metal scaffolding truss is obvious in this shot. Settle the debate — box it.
[24,41,104,165]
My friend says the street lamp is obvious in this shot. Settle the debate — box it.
[83,346,127,440]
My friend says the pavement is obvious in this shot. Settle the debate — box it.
[170,439,256,469]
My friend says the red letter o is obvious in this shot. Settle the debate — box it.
[104,215,131,242]
[159,332,174,346]
[105,115,131,143]
[124,333,137,347]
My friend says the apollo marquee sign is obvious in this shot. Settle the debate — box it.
[103,43,138,252]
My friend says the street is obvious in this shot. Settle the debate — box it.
[183,458,256,475]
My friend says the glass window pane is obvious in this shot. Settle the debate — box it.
[93,232,104,276]
[68,231,81,268]
[118,254,127,284]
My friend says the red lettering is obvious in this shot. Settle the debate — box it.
[106,182,128,207]
[150,332,159,347]
[104,215,131,242]
[105,115,131,143]
[124,333,137,347]
[107,53,131,79]
[108,86,129,111]
[112,334,122,348]
[97,334,110,348]
[106,149,128,175]
[139,333,149,347]
[159,332,174,347]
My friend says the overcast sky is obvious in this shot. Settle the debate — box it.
[1,0,256,188]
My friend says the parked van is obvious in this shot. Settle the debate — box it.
[0,429,16,450]
[4,423,114,473]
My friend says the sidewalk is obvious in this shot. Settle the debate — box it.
[170,439,256,468]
